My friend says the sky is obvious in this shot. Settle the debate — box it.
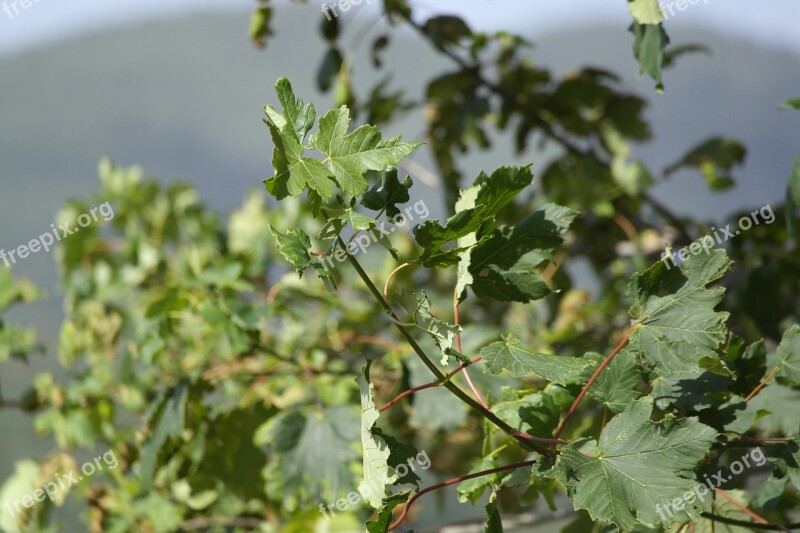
[1,0,800,58]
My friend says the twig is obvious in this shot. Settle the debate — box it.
[699,512,800,531]
[387,459,537,531]
[181,516,263,531]
[713,488,792,533]
[553,328,634,440]
[381,356,481,412]
[744,366,779,402]
[384,262,412,299]
[453,287,489,410]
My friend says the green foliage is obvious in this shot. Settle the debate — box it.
[3,4,800,533]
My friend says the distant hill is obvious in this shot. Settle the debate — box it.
[0,6,798,530]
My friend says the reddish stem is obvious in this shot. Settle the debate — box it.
[714,488,769,525]
[553,328,634,440]
[744,366,778,402]
[384,262,412,299]
[453,288,490,410]
[381,357,481,412]
[386,459,537,531]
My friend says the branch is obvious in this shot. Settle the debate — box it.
[333,232,555,453]
[744,366,779,402]
[553,328,634,440]
[381,356,481,412]
[180,517,263,531]
[387,459,537,531]
[700,513,800,532]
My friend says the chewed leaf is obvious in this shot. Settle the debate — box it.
[358,359,397,508]
[395,289,461,365]
[480,334,591,385]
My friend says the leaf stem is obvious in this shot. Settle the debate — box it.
[386,459,537,531]
[713,489,766,525]
[744,366,779,402]
[453,287,490,410]
[553,327,634,440]
[383,262,412,299]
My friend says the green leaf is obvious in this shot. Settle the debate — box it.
[481,334,592,385]
[257,407,360,509]
[0,325,37,363]
[264,121,335,200]
[674,489,755,533]
[630,22,669,90]
[493,391,561,437]
[627,246,732,406]
[467,204,576,302]
[587,348,643,413]
[132,493,185,533]
[358,359,397,508]
[195,405,271,501]
[748,383,800,436]
[373,428,421,488]
[422,15,473,50]
[365,492,409,533]
[484,499,504,532]
[458,456,501,504]
[628,0,664,25]
[0,460,45,533]
[0,267,39,312]
[766,437,800,490]
[361,170,413,217]
[269,78,316,143]
[263,80,332,200]
[776,325,800,384]
[553,397,717,529]
[317,47,343,92]
[666,137,746,190]
[269,226,336,290]
[140,382,188,488]
[269,226,314,275]
[395,289,461,365]
[779,98,800,110]
[414,166,534,268]
[249,4,273,48]
[309,106,422,196]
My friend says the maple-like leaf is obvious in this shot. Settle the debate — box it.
[627,245,732,407]
[309,106,422,196]
[553,397,717,530]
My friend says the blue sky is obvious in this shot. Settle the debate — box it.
[1,0,799,57]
